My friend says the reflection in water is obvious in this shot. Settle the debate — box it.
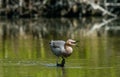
[0,17,120,77]
[87,17,117,36]
[0,17,101,39]
[56,67,67,77]
[0,17,119,39]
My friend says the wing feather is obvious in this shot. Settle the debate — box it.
[50,40,65,56]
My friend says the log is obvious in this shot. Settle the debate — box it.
[88,1,117,17]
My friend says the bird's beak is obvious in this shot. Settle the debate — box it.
[74,40,79,47]
[71,40,79,46]
[76,40,79,43]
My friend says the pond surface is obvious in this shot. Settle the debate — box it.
[0,17,120,77]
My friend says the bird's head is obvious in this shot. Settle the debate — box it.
[66,39,77,46]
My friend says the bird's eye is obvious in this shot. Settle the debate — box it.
[49,42,51,44]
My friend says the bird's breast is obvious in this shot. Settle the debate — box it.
[64,46,73,55]
[62,47,73,57]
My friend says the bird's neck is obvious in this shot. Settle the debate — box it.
[64,43,73,54]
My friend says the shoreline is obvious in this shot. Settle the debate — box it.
[0,0,119,19]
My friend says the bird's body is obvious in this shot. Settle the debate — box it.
[49,39,76,67]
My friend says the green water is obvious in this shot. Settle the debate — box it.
[0,17,120,77]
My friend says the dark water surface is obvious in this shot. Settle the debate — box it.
[0,17,120,77]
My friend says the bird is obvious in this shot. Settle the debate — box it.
[49,39,77,67]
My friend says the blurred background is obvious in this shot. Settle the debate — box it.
[0,0,120,77]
